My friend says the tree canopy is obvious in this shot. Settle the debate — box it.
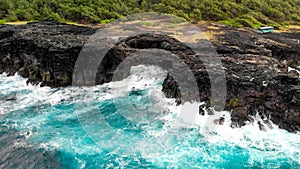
[0,0,299,28]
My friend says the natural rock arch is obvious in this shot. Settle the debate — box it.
[93,33,211,103]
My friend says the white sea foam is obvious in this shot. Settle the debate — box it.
[288,66,300,78]
[0,65,300,168]
[0,65,166,113]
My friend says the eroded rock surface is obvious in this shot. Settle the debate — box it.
[0,21,97,87]
[210,25,300,131]
[0,21,300,132]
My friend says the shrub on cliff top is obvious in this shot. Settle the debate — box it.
[0,0,299,27]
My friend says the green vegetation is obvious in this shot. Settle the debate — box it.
[219,19,243,27]
[100,19,112,24]
[227,98,242,108]
[0,0,299,27]
[140,21,154,26]
[167,25,176,29]
[0,19,6,24]
[170,17,186,24]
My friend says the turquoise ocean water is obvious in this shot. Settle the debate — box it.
[0,65,299,168]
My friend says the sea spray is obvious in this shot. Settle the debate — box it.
[0,65,299,168]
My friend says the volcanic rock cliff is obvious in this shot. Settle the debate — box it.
[0,21,299,132]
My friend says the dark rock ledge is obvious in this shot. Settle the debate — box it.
[0,21,300,132]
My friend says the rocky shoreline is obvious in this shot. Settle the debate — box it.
[210,24,300,132]
[0,21,299,132]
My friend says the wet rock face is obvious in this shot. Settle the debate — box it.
[0,21,97,87]
[159,26,300,132]
[213,27,300,132]
[0,22,300,132]
[94,33,198,85]
[162,73,181,104]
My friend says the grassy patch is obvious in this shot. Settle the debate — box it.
[140,21,154,26]
[219,15,264,29]
[0,19,6,24]
[170,17,186,24]
[100,19,112,24]
[118,16,128,21]
[167,25,176,29]
[236,18,256,28]
[250,12,274,24]
[219,19,242,27]
[236,15,264,28]
[220,15,274,29]
[279,22,289,27]
[4,21,28,25]
[248,12,283,29]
